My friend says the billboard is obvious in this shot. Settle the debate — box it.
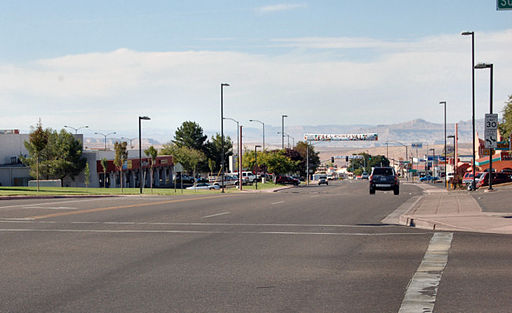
[304,133,378,142]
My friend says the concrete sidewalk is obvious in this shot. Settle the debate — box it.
[387,184,512,235]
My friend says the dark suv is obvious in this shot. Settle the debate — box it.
[275,175,300,186]
[369,167,399,195]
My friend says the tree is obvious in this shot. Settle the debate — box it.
[25,120,49,191]
[23,124,87,189]
[84,162,90,188]
[288,141,320,178]
[208,158,216,176]
[203,133,233,172]
[258,150,297,176]
[173,121,208,151]
[161,143,206,179]
[100,158,108,188]
[144,146,158,192]
[499,95,512,140]
[114,141,128,191]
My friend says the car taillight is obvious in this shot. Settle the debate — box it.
[369,175,373,182]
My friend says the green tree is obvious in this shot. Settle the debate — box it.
[144,145,158,192]
[499,95,512,140]
[290,141,320,178]
[173,121,208,151]
[24,120,49,191]
[161,143,206,179]
[208,158,216,176]
[100,158,108,188]
[114,141,128,191]
[259,150,297,176]
[23,125,86,188]
[203,133,233,172]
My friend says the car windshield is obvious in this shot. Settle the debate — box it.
[373,168,394,175]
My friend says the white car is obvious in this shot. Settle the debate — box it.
[186,183,220,190]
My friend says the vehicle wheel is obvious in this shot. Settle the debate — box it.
[394,187,399,195]
[369,187,375,194]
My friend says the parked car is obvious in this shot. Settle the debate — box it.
[186,183,220,190]
[475,172,512,188]
[361,172,369,180]
[275,175,300,186]
[419,175,439,182]
[462,172,482,185]
[369,167,399,195]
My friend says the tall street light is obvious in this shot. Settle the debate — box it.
[224,117,239,164]
[139,116,151,194]
[249,119,265,151]
[448,135,457,184]
[254,145,261,190]
[475,62,494,191]
[462,31,476,190]
[220,83,230,193]
[64,125,88,134]
[440,101,447,188]
[281,114,287,149]
[94,131,116,150]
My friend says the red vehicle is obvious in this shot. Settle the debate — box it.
[476,172,512,188]
[275,175,300,186]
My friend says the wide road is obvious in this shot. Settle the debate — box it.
[1,181,512,312]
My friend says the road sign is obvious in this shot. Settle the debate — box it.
[481,149,491,156]
[412,142,423,149]
[484,113,498,149]
[304,133,378,141]
[174,163,184,172]
[497,0,512,10]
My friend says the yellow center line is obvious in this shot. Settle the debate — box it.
[29,194,239,220]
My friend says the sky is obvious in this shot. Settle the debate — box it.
[0,1,511,142]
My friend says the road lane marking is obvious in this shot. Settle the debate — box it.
[0,198,116,209]
[201,211,231,219]
[271,201,284,205]
[27,194,239,220]
[398,232,453,313]
[0,228,431,236]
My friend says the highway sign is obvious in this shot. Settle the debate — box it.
[484,114,498,149]
[411,142,423,149]
[304,133,378,142]
[497,0,512,10]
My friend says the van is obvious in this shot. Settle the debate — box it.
[241,171,257,183]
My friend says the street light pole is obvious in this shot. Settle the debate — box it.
[220,83,230,193]
[94,131,116,151]
[138,116,150,194]
[64,125,88,134]
[249,119,265,151]
[448,135,456,185]
[462,31,476,190]
[224,117,239,167]
[254,145,261,190]
[440,101,447,188]
[281,114,287,149]
[475,63,494,190]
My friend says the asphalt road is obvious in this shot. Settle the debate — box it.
[1,181,512,312]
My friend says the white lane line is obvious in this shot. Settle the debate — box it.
[398,232,453,313]
[0,228,431,236]
[22,206,80,210]
[271,201,285,205]
[0,220,402,228]
[201,211,231,219]
[0,198,114,209]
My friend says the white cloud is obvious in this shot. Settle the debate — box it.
[0,30,511,142]
[256,3,307,13]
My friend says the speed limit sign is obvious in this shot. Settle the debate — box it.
[485,113,498,149]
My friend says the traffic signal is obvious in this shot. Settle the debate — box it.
[331,157,335,163]
[346,156,349,162]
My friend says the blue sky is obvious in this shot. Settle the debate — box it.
[1,1,511,142]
